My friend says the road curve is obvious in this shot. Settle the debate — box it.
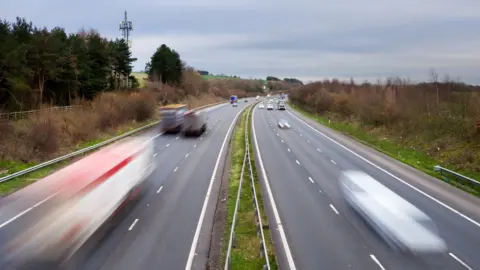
[0,100,251,270]
[252,103,480,270]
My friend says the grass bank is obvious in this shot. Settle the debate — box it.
[289,103,480,197]
[223,105,277,269]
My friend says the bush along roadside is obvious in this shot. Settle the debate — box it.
[288,103,480,197]
[223,104,278,270]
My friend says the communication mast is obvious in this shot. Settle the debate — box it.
[119,11,133,88]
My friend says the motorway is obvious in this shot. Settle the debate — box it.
[0,100,250,270]
[252,102,480,270]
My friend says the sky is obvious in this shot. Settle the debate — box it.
[2,0,480,84]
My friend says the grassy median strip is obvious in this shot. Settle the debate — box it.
[223,105,278,269]
[289,103,480,197]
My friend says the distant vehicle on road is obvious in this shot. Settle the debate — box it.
[278,101,286,110]
[183,109,207,136]
[230,95,238,104]
[259,103,265,109]
[339,170,447,255]
[159,104,188,133]
[244,99,248,102]
[256,95,260,101]
[278,119,290,129]
[267,103,273,110]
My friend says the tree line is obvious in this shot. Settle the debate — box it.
[0,17,138,112]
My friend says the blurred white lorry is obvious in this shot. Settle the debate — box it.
[3,137,156,268]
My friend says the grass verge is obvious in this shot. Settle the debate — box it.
[222,105,278,269]
[289,103,480,197]
[0,118,157,196]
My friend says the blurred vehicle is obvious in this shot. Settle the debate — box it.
[278,119,290,129]
[3,137,156,268]
[256,95,260,101]
[278,101,286,110]
[259,103,265,109]
[183,109,207,136]
[230,95,238,104]
[244,99,248,102]
[339,170,447,255]
[232,102,238,107]
[159,104,188,133]
[267,103,274,110]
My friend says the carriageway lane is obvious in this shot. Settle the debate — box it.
[74,100,250,270]
[261,107,467,270]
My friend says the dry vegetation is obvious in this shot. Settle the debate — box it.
[289,76,480,181]
[0,69,265,171]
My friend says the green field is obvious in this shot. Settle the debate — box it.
[131,72,266,86]
[131,72,148,87]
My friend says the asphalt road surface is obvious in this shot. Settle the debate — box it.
[0,100,251,270]
[252,102,480,270]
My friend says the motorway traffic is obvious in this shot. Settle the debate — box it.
[0,96,479,270]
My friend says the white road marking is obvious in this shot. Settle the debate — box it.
[276,133,279,136]
[296,160,300,165]
[153,153,158,157]
[317,148,321,152]
[370,254,386,270]
[287,148,291,152]
[330,160,337,165]
[157,186,163,193]
[299,133,303,136]
[185,107,246,270]
[281,140,284,143]
[166,144,170,147]
[194,144,197,148]
[174,167,178,172]
[307,140,311,143]
[308,177,314,183]
[318,189,322,193]
[0,192,57,229]
[176,136,179,140]
[185,153,189,158]
[329,204,339,214]
[449,253,473,270]
[128,219,139,231]
[251,107,296,269]
[286,110,480,228]
[200,137,203,140]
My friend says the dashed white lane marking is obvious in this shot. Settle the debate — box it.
[174,167,178,172]
[286,110,480,228]
[273,128,276,131]
[200,137,203,140]
[330,160,337,165]
[194,144,197,148]
[166,144,170,147]
[370,254,386,270]
[295,160,300,165]
[307,140,311,143]
[185,153,189,158]
[287,148,291,152]
[128,219,139,231]
[329,204,339,214]
[157,186,163,193]
[276,133,279,136]
[317,148,321,152]
[308,177,314,183]
[153,153,158,157]
[318,189,323,193]
[176,136,179,140]
[449,253,473,270]
[281,140,284,143]
[205,131,208,134]
[299,133,303,136]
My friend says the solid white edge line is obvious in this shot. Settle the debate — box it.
[128,218,139,231]
[185,107,245,270]
[0,192,57,229]
[286,110,480,228]
[370,254,386,270]
[157,186,164,194]
[251,106,297,269]
[329,204,339,215]
[449,253,474,270]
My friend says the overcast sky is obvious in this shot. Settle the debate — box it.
[2,0,480,83]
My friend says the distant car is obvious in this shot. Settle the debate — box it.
[244,99,248,102]
[278,119,290,129]
[278,101,286,110]
[267,103,273,110]
[183,110,207,136]
[339,170,447,255]
[232,102,238,107]
[259,103,265,109]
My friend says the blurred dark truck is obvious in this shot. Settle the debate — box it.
[182,109,208,137]
[159,104,188,133]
